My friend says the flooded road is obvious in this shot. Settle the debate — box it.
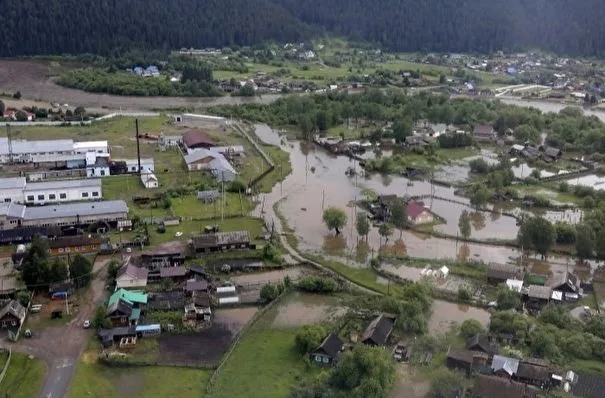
[429,300,491,335]
[499,97,605,123]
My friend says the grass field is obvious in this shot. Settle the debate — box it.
[1,352,47,398]
[69,362,211,398]
[208,296,326,398]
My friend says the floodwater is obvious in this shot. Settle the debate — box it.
[271,292,346,328]
[252,124,599,278]
[567,174,605,191]
[429,300,490,335]
[254,124,284,146]
[214,307,259,326]
[230,266,306,286]
[499,97,605,123]
[512,163,555,179]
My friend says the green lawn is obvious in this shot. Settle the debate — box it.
[1,352,47,398]
[570,359,605,376]
[69,362,211,398]
[208,298,324,398]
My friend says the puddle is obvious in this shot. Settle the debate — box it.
[429,300,490,335]
[214,307,259,325]
[567,174,605,191]
[231,267,306,285]
[271,292,346,328]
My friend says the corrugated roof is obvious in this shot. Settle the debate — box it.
[0,177,26,190]
[159,266,187,278]
[527,285,552,300]
[136,324,161,332]
[25,178,102,191]
[109,289,148,306]
[210,155,237,175]
[113,158,154,167]
[0,138,74,155]
[183,130,215,148]
[0,202,25,218]
[491,355,520,376]
[23,200,128,220]
[184,148,217,164]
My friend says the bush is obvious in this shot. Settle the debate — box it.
[260,283,283,302]
[459,319,486,339]
[296,276,339,293]
[295,324,326,355]
[227,180,247,193]
[457,286,472,302]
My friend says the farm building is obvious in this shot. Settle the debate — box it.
[0,177,27,203]
[184,293,212,321]
[487,263,522,285]
[184,149,217,171]
[209,155,237,182]
[0,299,26,329]
[405,200,434,225]
[182,130,215,150]
[86,155,110,177]
[47,235,102,256]
[113,158,155,173]
[24,179,102,204]
[140,170,158,189]
[446,348,489,374]
[116,264,149,290]
[190,231,251,253]
[311,332,344,366]
[361,313,396,346]
[0,138,108,164]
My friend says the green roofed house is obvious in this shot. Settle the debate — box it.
[107,289,147,327]
[108,289,148,307]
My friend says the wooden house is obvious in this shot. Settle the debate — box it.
[310,332,344,366]
[0,300,26,329]
[361,314,396,346]
[487,263,522,285]
[47,235,101,256]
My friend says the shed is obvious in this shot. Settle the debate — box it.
[491,355,520,377]
[182,130,215,149]
[218,296,239,305]
[506,279,523,293]
[311,332,344,366]
[135,324,161,337]
[472,375,530,398]
[197,190,220,203]
[467,334,499,356]
[439,266,449,278]
[487,263,521,284]
[446,348,488,373]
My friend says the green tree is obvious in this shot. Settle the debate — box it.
[459,319,486,339]
[70,254,93,287]
[496,285,521,310]
[576,224,596,260]
[530,326,560,359]
[322,207,347,235]
[378,223,393,245]
[298,114,314,139]
[391,118,412,143]
[329,345,395,398]
[92,306,110,329]
[0,100,4,116]
[355,212,370,241]
[458,210,471,240]
[390,199,407,239]
[469,186,490,208]
[429,368,466,398]
[458,286,472,302]
[596,228,605,261]
[74,106,87,117]
[469,158,489,174]
[260,283,280,302]
[295,324,326,355]
[49,258,69,283]
[107,259,121,281]
[21,236,51,288]
[518,216,555,257]
[14,110,28,121]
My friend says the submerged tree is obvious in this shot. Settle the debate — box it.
[322,207,347,235]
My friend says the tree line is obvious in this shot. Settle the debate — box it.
[1,1,605,57]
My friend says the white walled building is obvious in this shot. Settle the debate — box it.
[114,158,155,173]
[86,155,110,178]
[0,177,27,203]
[140,170,158,189]
[23,179,102,204]
[0,138,108,164]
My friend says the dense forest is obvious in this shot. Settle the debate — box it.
[1,0,605,57]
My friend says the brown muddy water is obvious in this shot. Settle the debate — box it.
[429,300,490,335]
[214,307,259,326]
[271,292,346,328]
[230,266,306,286]
[252,125,599,278]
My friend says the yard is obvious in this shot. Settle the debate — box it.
[1,352,47,398]
[207,293,337,398]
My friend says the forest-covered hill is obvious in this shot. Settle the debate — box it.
[1,0,604,56]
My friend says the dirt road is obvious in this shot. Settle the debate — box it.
[2,256,112,398]
[0,60,279,112]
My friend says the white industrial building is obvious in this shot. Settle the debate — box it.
[183,149,237,181]
[113,158,155,173]
[0,177,102,204]
[140,170,158,189]
[0,138,108,164]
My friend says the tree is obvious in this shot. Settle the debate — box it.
[70,254,93,288]
[469,158,489,173]
[459,319,486,339]
[429,368,466,398]
[21,236,51,288]
[458,286,472,302]
[107,260,121,282]
[92,306,110,329]
[517,217,556,257]
[260,283,280,302]
[14,110,28,122]
[295,324,326,355]
[355,212,370,241]
[458,210,471,240]
[298,114,314,139]
[391,118,412,143]
[0,100,4,116]
[12,91,21,99]
[469,186,490,208]
[390,200,407,239]
[596,229,605,261]
[378,223,393,245]
[575,224,595,260]
[322,207,347,235]
[529,326,560,359]
[496,285,521,310]
[74,106,87,117]
[49,258,69,283]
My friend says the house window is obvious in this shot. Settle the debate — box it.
[59,248,64,253]
[82,192,89,198]
[100,170,105,176]
[27,195,34,201]
[4,198,10,203]
[37,195,45,201]
[60,193,67,199]
[92,191,99,197]
[11,320,16,326]
[49,194,56,200]
[65,247,70,253]
[323,357,329,363]
[315,356,322,363]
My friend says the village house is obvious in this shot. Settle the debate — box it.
[3,109,35,121]
[106,289,147,327]
[473,125,496,141]
[491,354,520,378]
[47,235,101,256]
[0,299,26,329]
[140,170,159,189]
[190,231,252,253]
[472,375,535,398]
[487,263,522,285]
[540,146,562,163]
[184,292,212,322]
[405,200,434,225]
[310,332,344,366]
[98,326,137,348]
[139,251,186,272]
[158,266,188,283]
[115,264,149,290]
[182,130,216,150]
[361,313,396,346]
[446,348,489,374]
[185,278,210,295]
[467,334,499,357]
[525,285,552,311]
[514,358,552,388]
[548,270,581,301]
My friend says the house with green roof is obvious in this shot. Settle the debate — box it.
[107,289,147,327]
[108,289,148,306]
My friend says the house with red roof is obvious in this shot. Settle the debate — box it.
[3,109,35,121]
[405,200,434,225]
[182,130,215,150]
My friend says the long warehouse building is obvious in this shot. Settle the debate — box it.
[0,177,103,204]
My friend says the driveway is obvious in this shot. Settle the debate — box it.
[2,256,112,398]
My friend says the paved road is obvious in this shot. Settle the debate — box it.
[2,257,111,398]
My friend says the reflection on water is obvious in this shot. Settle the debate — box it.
[458,244,471,261]
[323,235,347,256]
[429,300,490,335]
[272,292,345,328]
[568,174,605,191]
[355,241,370,263]
[470,212,486,231]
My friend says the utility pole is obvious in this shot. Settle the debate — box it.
[322,190,325,211]
[6,124,13,164]
[221,172,225,222]
[135,119,142,176]
[65,254,71,315]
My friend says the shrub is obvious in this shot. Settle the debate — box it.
[296,276,339,293]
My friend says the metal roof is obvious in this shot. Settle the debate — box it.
[109,289,148,306]
[113,158,154,166]
[73,141,108,150]
[184,148,217,164]
[0,138,74,155]
[491,355,520,376]
[24,178,102,192]
[23,200,128,221]
[0,202,26,218]
[0,177,26,190]
[136,324,161,332]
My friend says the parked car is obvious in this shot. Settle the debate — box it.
[83,320,90,329]
[24,329,32,338]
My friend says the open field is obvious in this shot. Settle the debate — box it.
[1,352,47,398]
[208,293,339,398]
[69,362,211,398]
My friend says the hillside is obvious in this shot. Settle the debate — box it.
[1,0,604,56]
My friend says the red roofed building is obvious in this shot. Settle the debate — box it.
[406,200,434,225]
[3,109,35,121]
[182,130,215,149]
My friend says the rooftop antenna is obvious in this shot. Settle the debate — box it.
[135,119,142,175]
[6,124,13,164]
